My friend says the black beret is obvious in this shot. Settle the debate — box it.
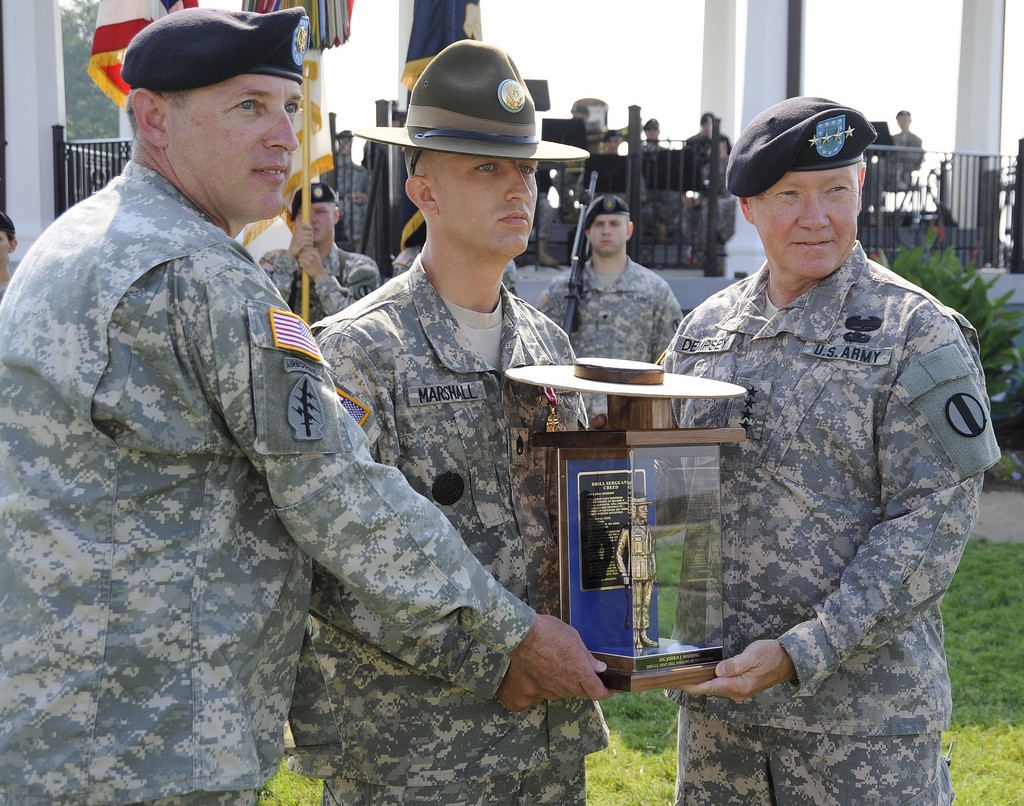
[0,211,14,235]
[726,97,877,197]
[584,194,630,229]
[291,182,338,220]
[122,8,309,92]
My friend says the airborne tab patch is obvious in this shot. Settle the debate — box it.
[269,308,323,363]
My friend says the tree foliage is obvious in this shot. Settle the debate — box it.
[61,0,119,140]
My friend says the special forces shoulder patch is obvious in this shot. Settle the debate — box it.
[269,308,323,363]
[288,375,325,441]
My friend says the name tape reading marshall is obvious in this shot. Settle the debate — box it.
[406,380,487,407]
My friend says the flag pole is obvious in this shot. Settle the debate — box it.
[300,58,313,323]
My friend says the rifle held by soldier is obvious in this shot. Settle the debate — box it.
[562,171,599,334]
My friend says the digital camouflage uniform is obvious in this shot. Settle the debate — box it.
[537,258,683,413]
[287,260,608,797]
[0,163,536,805]
[663,243,1000,802]
[263,242,381,324]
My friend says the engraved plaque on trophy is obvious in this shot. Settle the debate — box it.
[507,358,746,691]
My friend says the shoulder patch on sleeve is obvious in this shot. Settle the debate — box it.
[269,308,324,363]
[896,344,1001,476]
[336,386,371,427]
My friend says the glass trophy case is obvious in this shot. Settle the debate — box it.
[508,358,745,691]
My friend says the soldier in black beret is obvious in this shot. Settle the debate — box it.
[261,181,382,320]
[120,7,312,235]
[663,96,995,804]
[537,192,683,416]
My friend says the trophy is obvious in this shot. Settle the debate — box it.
[507,357,745,691]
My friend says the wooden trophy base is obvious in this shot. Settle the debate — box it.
[600,661,718,692]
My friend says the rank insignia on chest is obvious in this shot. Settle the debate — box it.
[269,308,323,363]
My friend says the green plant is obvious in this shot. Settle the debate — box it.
[881,236,1024,418]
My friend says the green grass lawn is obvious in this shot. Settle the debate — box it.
[259,539,1024,805]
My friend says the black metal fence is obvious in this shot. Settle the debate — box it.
[51,126,1023,275]
[52,126,131,219]
[859,144,1019,269]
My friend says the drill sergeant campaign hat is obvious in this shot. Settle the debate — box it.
[122,7,310,91]
[356,40,589,162]
[583,194,630,229]
[726,96,877,197]
[290,182,339,220]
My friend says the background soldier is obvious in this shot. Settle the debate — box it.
[262,181,380,322]
[537,194,683,415]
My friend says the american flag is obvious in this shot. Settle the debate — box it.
[269,309,323,362]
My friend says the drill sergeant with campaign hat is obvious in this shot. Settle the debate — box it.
[261,180,381,323]
[663,97,999,804]
[285,39,610,805]
[538,193,683,416]
[0,10,609,805]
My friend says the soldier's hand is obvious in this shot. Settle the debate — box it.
[497,614,613,711]
[296,247,328,283]
[288,223,314,259]
[678,639,796,703]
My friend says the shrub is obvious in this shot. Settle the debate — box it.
[880,237,1024,419]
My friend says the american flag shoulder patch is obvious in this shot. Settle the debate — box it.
[336,387,371,426]
[269,308,323,362]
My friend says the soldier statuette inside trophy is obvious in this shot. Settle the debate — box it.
[507,357,745,691]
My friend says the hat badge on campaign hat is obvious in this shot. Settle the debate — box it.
[355,40,589,162]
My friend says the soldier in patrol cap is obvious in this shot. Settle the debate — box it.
[663,96,999,803]
[261,181,381,322]
[285,39,610,805]
[0,10,610,805]
[537,193,682,416]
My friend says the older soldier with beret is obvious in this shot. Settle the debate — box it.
[537,193,683,416]
[0,10,609,805]
[285,40,609,805]
[662,96,1000,804]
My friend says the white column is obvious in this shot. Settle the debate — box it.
[3,0,65,261]
[701,0,738,140]
[726,0,792,277]
[955,0,1004,153]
